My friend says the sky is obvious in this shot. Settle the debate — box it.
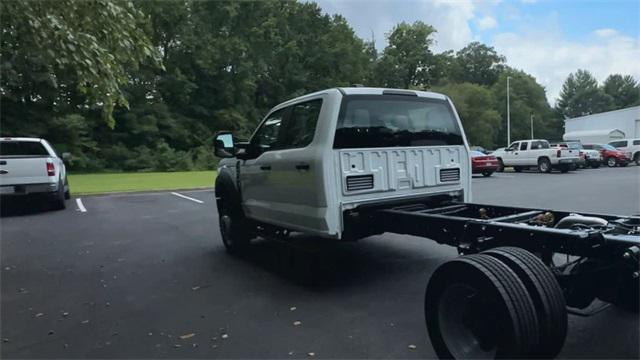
[312,0,640,105]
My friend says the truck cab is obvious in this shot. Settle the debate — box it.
[214,87,471,249]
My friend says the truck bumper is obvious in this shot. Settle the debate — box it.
[0,183,59,196]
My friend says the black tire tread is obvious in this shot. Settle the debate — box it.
[466,254,539,357]
[483,247,568,358]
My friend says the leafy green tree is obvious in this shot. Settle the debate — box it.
[373,21,437,88]
[602,74,640,109]
[556,69,613,118]
[451,42,505,86]
[1,0,161,127]
[492,70,559,146]
[434,83,501,148]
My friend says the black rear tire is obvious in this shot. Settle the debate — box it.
[425,254,539,359]
[560,164,570,173]
[538,157,552,173]
[482,171,493,177]
[514,166,522,173]
[51,180,66,210]
[496,159,504,172]
[63,177,70,199]
[482,247,568,358]
[590,162,600,169]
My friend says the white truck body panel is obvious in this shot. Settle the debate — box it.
[218,88,471,239]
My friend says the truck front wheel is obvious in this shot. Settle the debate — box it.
[606,157,617,167]
[219,198,252,254]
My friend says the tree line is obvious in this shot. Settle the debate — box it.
[2,1,638,172]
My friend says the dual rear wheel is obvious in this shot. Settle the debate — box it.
[426,247,567,359]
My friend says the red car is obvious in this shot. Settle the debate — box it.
[471,150,499,176]
[583,144,630,167]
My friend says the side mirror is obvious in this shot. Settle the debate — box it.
[214,131,236,158]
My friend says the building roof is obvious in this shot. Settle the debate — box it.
[565,106,640,122]
[563,129,625,137]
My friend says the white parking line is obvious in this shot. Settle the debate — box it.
[171,192,204,204]
[76,198,87,212]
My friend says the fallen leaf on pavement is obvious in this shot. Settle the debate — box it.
[35,313,44,318]
[308,352,315,357]
[293,321,302,326]
[290,306,297,311]
[221,334,228,339]
[408,345,417,350]
[180,333,195,340]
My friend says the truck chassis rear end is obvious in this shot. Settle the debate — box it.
[359,199,640,358]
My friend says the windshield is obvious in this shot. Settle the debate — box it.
[333,95,463,148]
[601,144,616,150]
[0,141,49,157]
[566,142,582,149]
[470,151,485,157]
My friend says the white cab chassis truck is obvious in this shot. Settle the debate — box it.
[213,88,640,359]
[0,137,70,209]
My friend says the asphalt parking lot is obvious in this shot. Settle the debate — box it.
[1,166,639,359]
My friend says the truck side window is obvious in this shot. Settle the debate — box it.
[609,140,626,148]
[634,140,640,146]
[520,142,528,151]
[279,99,322,149]
[252,108,287,152]
[507,142,519,151]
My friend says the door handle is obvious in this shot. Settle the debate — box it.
[260,165,271,171]
[295,164,310,171]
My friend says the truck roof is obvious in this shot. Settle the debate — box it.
[337,87,448,100]
[271,87,450,113]
[1,137,43,142]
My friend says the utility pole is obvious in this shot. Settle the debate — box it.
[507,76,512,145]
[530,112,534,139]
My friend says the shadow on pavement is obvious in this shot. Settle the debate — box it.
[0,195,58,217]
[228,234,448,290]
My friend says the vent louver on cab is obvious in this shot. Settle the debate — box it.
[439,168,460,182]
[346,174,374,191]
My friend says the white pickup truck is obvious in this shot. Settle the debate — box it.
[212,87,640,359]
[492,139,580,173]
[0,137,70,209]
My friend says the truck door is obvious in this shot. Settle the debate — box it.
[514,141,529,165]
[240,99,326,233]
[502,142,519,165]
[240,108,289,223]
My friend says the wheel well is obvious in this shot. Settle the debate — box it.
[634,151,640,160]
[538,156,550,163]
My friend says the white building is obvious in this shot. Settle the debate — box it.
[563,106,640,143]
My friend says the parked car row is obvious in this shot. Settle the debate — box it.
[473,137,639,176]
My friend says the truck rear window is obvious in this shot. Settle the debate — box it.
[0,141,49,156]
[333,95,463,148]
